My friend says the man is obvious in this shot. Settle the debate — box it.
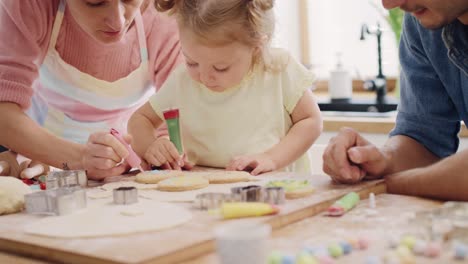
[322,0,468,201]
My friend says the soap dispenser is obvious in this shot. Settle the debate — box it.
[329,53,352,103]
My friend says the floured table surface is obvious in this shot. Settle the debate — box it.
[0,172,385,264]
[185,194,467,264]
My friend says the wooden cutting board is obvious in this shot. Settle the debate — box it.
[0,172,385,264]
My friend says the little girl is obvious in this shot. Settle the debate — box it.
[128,0,323,175]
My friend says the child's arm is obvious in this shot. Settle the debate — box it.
[227,90,322,175]
[128,103,184,170]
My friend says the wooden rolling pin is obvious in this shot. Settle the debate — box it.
[0,151,20,177]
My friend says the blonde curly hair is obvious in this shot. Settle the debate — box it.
[155,0,280,70]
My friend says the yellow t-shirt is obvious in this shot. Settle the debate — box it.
[149,48,316,172]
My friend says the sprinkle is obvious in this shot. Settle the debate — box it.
[347,237,360,249]
[453,242,467,260]
[281,254,295,264]
[316,255,335,264]
[424,242,441,258]
[396,245,413,258]
[400,235,416,250]
[358,236,370,250]
[296,252,318,264]
[29,184,41,191]
[267,251,283,264]
[339,241,352,254]
[328,243,344,258]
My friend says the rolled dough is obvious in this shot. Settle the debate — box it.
[24,200,192,238]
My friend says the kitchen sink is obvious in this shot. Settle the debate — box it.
[318,97,398,113]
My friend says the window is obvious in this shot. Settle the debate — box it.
[273,0,400,81]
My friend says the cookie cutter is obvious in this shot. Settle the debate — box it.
[262,186,285,205]
[46,170,87,189]
[113,186,138,205]
[24,184,87,216]
[194,193,239,210]
[231,185,263,202]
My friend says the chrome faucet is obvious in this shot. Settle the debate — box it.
[360,23,388,104]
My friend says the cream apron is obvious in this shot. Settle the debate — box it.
[28,0,154,144]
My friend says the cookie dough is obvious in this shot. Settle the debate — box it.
[0,177,32,215]
[157,175,209,192]
[266,179,315,199]
[186,171,251,184]
[135,170,183,184]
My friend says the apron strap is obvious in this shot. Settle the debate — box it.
[48,0,66,51]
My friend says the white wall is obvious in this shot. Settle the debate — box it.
[272,1,301,61]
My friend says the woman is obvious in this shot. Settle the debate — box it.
[0,0,181,180]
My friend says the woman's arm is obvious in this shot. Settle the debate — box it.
[0,102,84,170]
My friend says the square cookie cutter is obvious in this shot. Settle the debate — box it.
[25,170,88,215]
[46,170,87,189]
[24,184,87,216]
[194,185,285,210]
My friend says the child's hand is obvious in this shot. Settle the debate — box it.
[144,138,188,170]
[226,153,276,176]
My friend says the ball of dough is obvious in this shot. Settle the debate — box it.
[0,177,32,215]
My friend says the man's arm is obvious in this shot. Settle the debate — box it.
[375,135,440,176]
[386,148,468,201]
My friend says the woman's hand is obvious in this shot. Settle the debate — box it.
[143,138,193,170]
[227,153,276,176]
[82,131,131,180]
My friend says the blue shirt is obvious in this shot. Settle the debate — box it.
[390,14,468,158]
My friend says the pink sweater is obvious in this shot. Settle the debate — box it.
[0,0,182,110]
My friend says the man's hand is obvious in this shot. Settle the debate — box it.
[322,127,389,183]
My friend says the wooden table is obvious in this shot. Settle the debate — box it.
[0,173,385,264]
[185,194,463,264]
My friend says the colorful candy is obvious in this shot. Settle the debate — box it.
[358,236,370,250]
[267,251,282,264]
[400,235,416,250]
[339,241,352,254]
[454,242,467,260]
[281,254,295,264]
[315,255,335,264]
[424,241,441,258]
[296,252,318,264]
[327,243,343,258]
[327,192,360,216]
